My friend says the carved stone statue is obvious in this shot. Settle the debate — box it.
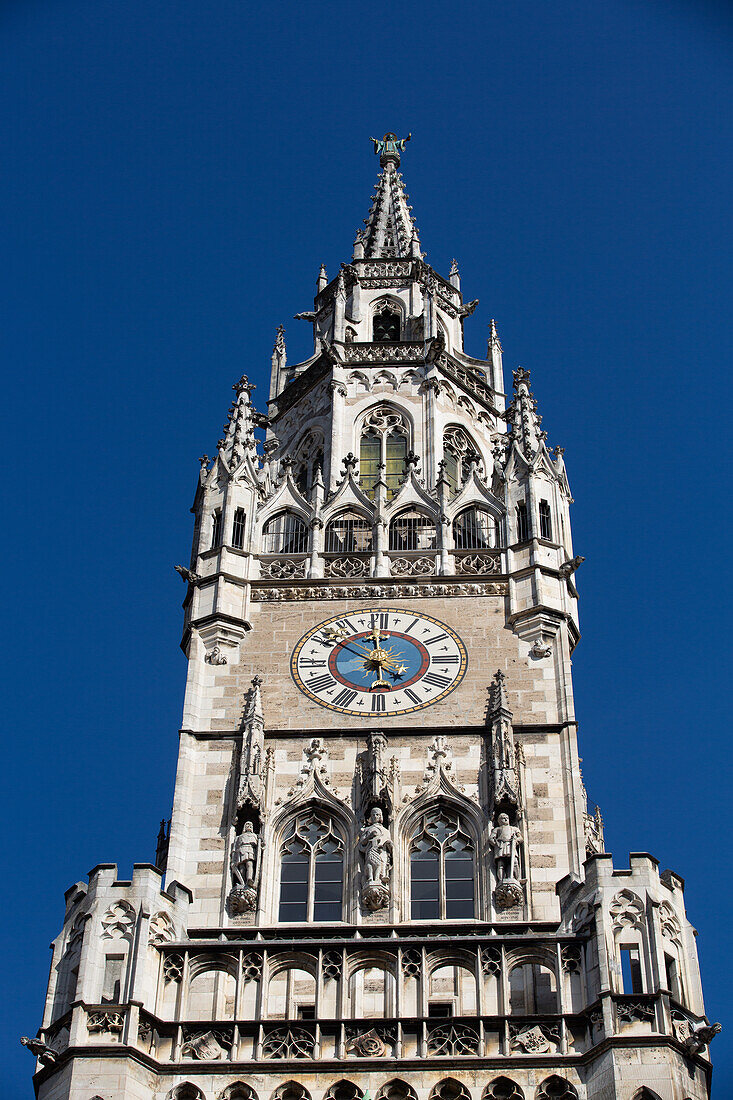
[358,807,392,911]
[489,813,524,911]
[489,813,522,883]
[229,821,262,914]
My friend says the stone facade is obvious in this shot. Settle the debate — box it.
[28,137,718,1099]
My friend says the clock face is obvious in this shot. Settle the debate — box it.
[291,608,467,717]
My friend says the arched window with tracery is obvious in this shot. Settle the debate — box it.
[293,433,324,497]
[443,427,481,493]
[389,509,437,552]
[372,301,401,341]
[278,809,345,923]
[453,506,499,549]
[409,806,475,920]
[325,512,373,553]
[262,511,309,555]
[359,406,409,499]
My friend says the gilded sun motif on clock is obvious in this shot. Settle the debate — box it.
[291,608,468,717]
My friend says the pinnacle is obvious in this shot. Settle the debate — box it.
[506,365,546,459]
[490,669,512,717]
[358,161,421,260]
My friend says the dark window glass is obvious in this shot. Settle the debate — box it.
[516,501,529,543]
[539,499,552,540]
[410,809,475,920]
[428,1002,453,1017]
[373,307,400,341]
[211,509,222,549]
[279,838,309,922]
[232,508,247,549]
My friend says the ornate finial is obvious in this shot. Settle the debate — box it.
[490,668,512,716]
[404,450,420,470]
[370,131,411,168]
[450,258,459,276]
[342,452,358,472]
[489,318,503,353]
[251,675,262,688]
[198,454,210,469]
[233,374,255,395]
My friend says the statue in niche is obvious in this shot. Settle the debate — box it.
[358,807,392,911]
[489,812,524,911]
[229,820,262,914]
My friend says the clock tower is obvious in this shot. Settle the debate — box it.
[29,137,718,1100]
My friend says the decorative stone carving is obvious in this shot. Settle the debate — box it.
[481,946,502,976]
[659,901,682,941]
[148,911,175,946]
[488,670,521,812]
[87,1011,124,1035]
[241,953,262,983]
[325,556,369,578]
[260,558,307,579]
[101,900,136,940]
[346,1028,387,1057]
[163,953,184,983]
[181,1029,231,1060]
[610,889,645,929]
[401,948,421,977]
[174,564,200,584]
[572,901,595,933]
[251,581,508,601]
[358,807,392,911]
[426,1022,479,1056]
[20,1036,58,1065]
[561,944,583,972]
[529,638,552,658]
[536,1076,578,1100]
[229,821,262,914]
[322,950,342,981]
[682,1021,722,1055]
[204,645,228,665]
[262,1025,314,1059]
[494,879,524,911]
[584,804,604,856]
[389,555,436,576]
[454,552,501,575]
[509,1022,560,1053]
[616,1000,654,1023]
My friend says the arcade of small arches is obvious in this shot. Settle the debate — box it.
[160,1078,669,1100]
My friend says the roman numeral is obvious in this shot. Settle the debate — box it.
[424,672,451,688]
[333,688,358,707]
[424,633,450,646]
[371,612,390,630]
[332,618,357,633]
[404,689,421,705]
[308,674,336,693]
[371,693,386,712]
[403,618,419,634]
[435,655,460,664]
[300,659,326,668]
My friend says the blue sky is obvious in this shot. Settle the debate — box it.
[2,0,732,1094]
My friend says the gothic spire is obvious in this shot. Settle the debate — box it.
[506,366,546,459]
[220,373,259,470]
[490,668,512,719]
[361,133,420,259]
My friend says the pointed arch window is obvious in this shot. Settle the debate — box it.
[278,809,345,923]
[293,433,324,498]
[325,512,373,553]
[453,507,499,550]
[443,427,481,494]
[262,511,309,555]
[390,509,437,552]
[410,806,475,920]
[359,406,409,500]
[373,303,401,342]
[538,499,552,541]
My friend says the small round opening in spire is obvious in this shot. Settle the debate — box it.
[371,131,411,168]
